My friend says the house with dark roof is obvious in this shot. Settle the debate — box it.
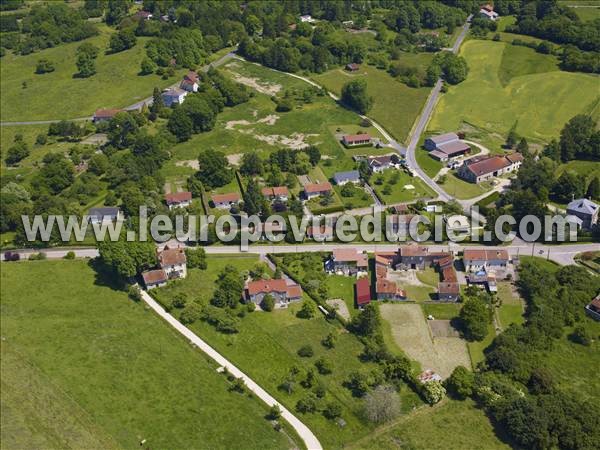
[333,170,361,185]
[142,269,168,289]
[158,246,187,279]
[342,133,372,147]
[566,198,599,230]
[165,191,192,210]
[458,153,523,183]
[355,277,371,309]
[87,207,122,225]
[162,87,188,107]
[585,295,600,321]
[429,140,471,161]
[304,182,332,200]
[367,155,397,173]
[245,279,303,307]
[211,192,240,209]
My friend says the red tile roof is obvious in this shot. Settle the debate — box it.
[400,245,429,257]
[442,267,458,282]
[159,247,187,266]
[286,284,303,299]
[463,249,509,262]
[165,191,192,204]
[261,186,289,197]
[211,192,240,203]
[356,278,371,305]
[375,279,406,297]
[183,71,199,83]
[438,282,460,295]
[94,108,123,119]
[333,248,368,266]
[464,154,523,177]
[142,269,167,285]
[343,133,371,144]
[246,279,288,295]
[304,182,332,194]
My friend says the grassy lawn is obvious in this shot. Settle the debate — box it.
[555,160,600,194]
[355,398,511,450]
[467,323,496,368]
[0,260,291,450]
[497,43,560,87]
[415,147,443,178]
[152,255,379,449]
[325,274,360,318]
[415,266,439,287]
[421,303,461,320]
[429,40,599,143]
[313,63,432,144]
[404,284,436,302]
[333,185,374,210]
[371,169,435,204]
[1,24,185,121]
[439,172,493,200]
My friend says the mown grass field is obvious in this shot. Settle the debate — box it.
[0,260,291,450]
[428,40,600,143]
[371,169,435,204]
[312,62,432,144]
[151,255,383,449]
[354,398,511,450]
[0,24,184,121]
[439,172,493,200]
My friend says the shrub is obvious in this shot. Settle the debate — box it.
[323,402,342,419]
[247,301,256,312]
[297,344,314,358]
[128,285,142,301]
[262,294,275,311]
[570,325,592,346]
[268,404,281,420]
[322,332,337,349]
[296,394,317,413]
[35,133,47,145]
[315,357,333,375]
[63,251,76,260]
[35,59,55,74]
[179,302,203,324]
[445,365,474,399]
[171,293,188,309]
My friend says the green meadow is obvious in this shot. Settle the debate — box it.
[0,260,291,450]
[0,24,184,121]
[428,40,599,143]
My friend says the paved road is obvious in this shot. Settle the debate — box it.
[139,289,323,450]
[0,117,92,126]
[4,242,598,266]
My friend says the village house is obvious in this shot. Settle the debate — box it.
[355,277,371,309]
[367,155,397,173]
[300,14,315,23]
[304,182,332,200]
[438,282,460,302]
[479,4,499,20]
[585,295,600,321]
[345,63,360,72]
[376,278,407,301]
[92,108,123,123]
[87,207,122,225]
[566,198,599,230]
[326,248,368,276]
[396,245,433,270]
[342,133,372,147]
[245,279,303,307]
[463,249,510,273]
[458,153,523,184]
[142,269,168,290]
[162,87,188,107]
[164,191,192,210]
[333,170,361,185]
[211,192,240,209]
[180,71,199,92]
[158,246,187,279]
[134,10,153,20]
[262,186,289,202]
[444,214,471,235]
[306,224,333,241]
[374,252,396,279]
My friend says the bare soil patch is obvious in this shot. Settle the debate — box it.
[381,304,470,378]
[175,160,200,170]
[327,299,351,321]
[226,153,243,166]
[227,71,282,96]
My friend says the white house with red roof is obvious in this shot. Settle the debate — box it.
[165,191,192,210]
[326,248,368,276]
[180,71,199,92]
[158,246,187,279]
[245,279,303,307]
[304,182,332,200]
[211,192,240,209]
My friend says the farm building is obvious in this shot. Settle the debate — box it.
[165,191,192,210]
[93,108,123,123]
[345,63,360,72]
[375,279,406,301]
[457,153,523,183]
[342,133,372,147]
[428,140,471,161]
[424,132,459,151]
[355,277,371,309]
